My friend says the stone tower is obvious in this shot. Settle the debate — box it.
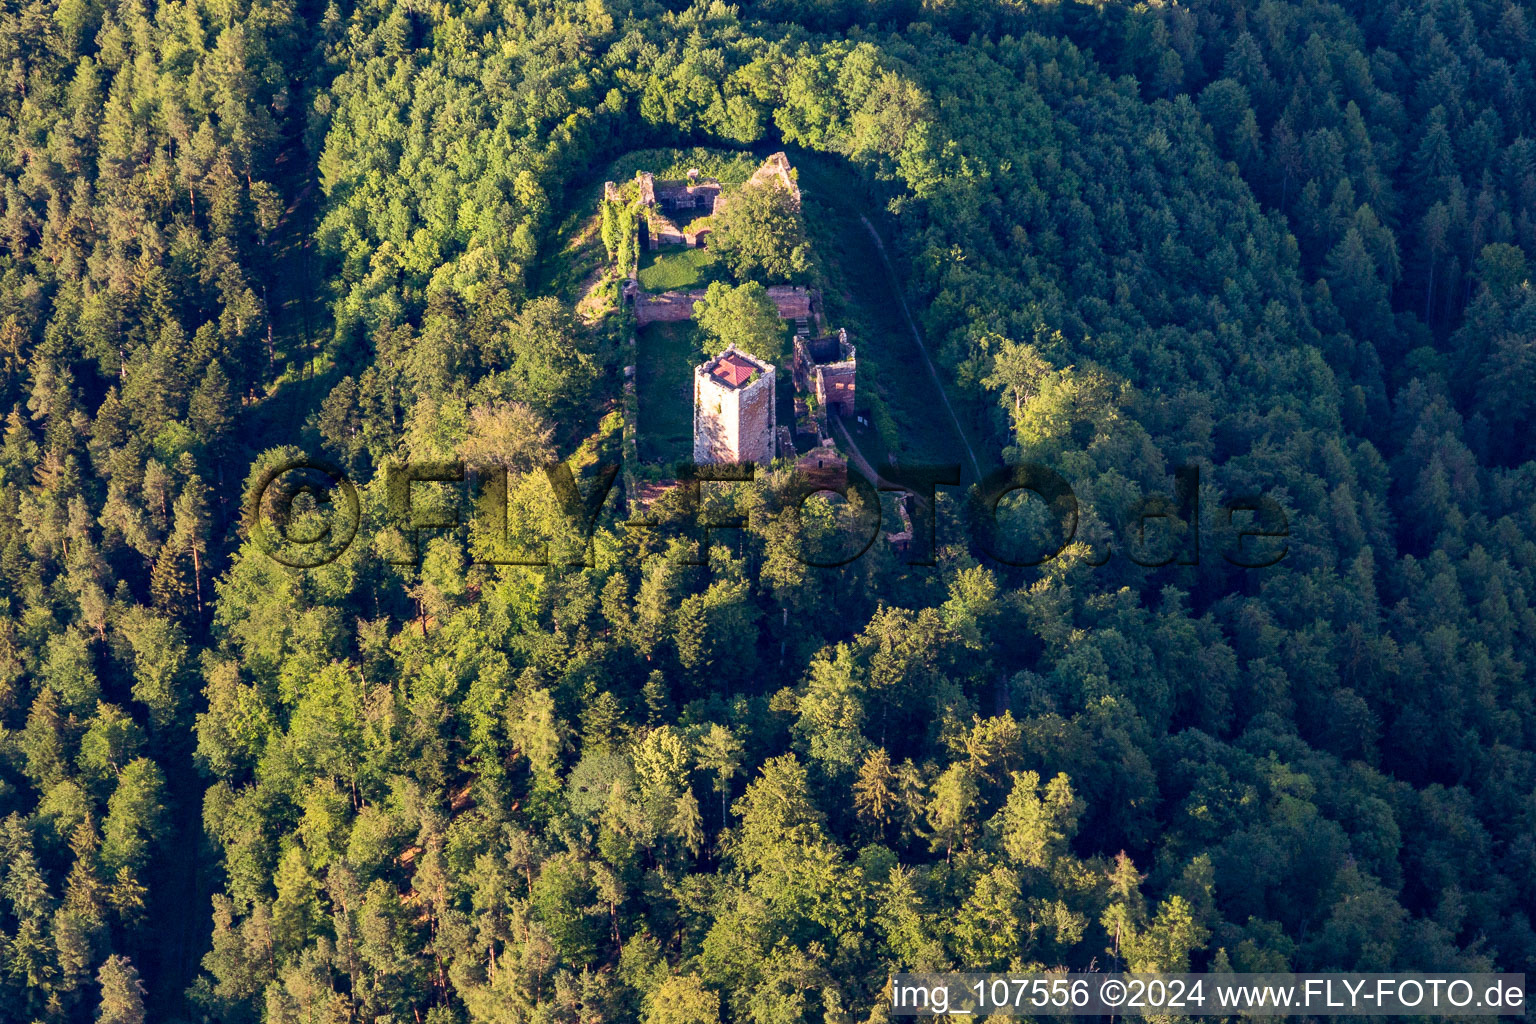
[693,346,776,465]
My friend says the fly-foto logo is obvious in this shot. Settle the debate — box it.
[246,458,1288,570]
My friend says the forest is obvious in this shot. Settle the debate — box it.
[0,0,1533,1021]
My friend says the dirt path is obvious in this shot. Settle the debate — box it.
[567,213,616,322]
[575,268,613,323]
[831,415,893,489]
[858,215,984,481]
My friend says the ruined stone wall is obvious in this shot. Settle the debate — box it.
[646,208,687,250]
[637,287,814,326]
[816,363,857,416]
[796,450,848,490]
[749,152,801,204]
[634,290,707,324]
[766,286,814,320]
[649,225,686,249]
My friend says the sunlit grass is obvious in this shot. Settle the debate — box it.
[638,245,720,292]
[636,320,702,464]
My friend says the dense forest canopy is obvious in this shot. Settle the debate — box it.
[0,0,1533,1021]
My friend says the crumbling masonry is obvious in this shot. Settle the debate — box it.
[792,328,856,443]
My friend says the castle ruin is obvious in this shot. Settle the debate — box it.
[791,328,857,445]
[794,328,856,415]
[607,153,865,471]
[604,152,803,254]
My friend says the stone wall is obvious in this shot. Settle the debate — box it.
[748,152,801,204]
[648,213,687,250]
[635,286,817,326]
[732,367,776,464]
[634,290,706,324]
[766,285,814,320]
[816,362,857,416]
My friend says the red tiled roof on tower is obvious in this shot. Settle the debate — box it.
[710,352,759,387]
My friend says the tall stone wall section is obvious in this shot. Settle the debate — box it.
[816,362,856,416]
[634,290,704,324]
[635,286,816,326]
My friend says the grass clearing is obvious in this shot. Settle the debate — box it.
[636,320,702,464]
[638,245,720,292]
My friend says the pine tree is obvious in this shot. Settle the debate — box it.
[852,747,897,838]
[148,544,193,615]
[171,475,211,616]
[188,361,236,445]
[95,955,147,1024]
[694,723,742,825]
[925,764,978,863]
